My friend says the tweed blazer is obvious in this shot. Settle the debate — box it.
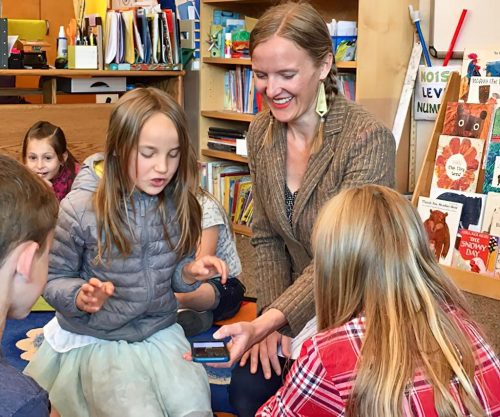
[248,94,396,337]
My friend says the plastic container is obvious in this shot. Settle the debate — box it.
[56,26,68,59]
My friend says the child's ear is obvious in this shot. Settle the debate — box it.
[15,241,39,281]
[62,151,68,163]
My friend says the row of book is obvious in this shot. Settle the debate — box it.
[207,126,246,154]
[417,192,500,277]
[337,73,356,101]
[223,67,262,114]
[105,5,181,67]
[420,50,500,277]
[199,161,253,227]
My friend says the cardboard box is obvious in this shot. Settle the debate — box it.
[68,45,97,69]
[57,77,126,93]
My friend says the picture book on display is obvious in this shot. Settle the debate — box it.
[442,102,494,140]
[482,141,500,194]
[451,229,497,276]
[467,77,500,104]
[481,192,500,237]
[430,189,486,232]
[459,48,500,101]
[431,135,484,193]
[417,197,462,266]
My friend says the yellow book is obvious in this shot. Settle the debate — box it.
[234,181,252,223]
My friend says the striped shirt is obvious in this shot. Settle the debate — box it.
[257,310,500,417]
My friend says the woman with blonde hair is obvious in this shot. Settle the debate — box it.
[252,184,500,416]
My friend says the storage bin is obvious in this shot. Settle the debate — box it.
[57,77,126,93]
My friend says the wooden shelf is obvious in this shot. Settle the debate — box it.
[202,148,248,163]
[442,266,500,300]
[233,223,252,236]
[336,61,357,70]
[202,57,252,66]
[201,110,255,122]
[203,0,269,4]
[202,57,356,70]
[0,69,185,77]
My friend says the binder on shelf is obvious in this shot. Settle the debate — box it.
[0,19,8,69]
[104,6,182,69]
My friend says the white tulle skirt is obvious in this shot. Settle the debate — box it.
[24,323,211,417]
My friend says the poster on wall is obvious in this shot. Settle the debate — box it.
[414,65,460,121]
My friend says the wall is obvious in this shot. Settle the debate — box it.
[414,0,462,188]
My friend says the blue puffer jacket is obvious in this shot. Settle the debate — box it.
[44,153,199,342]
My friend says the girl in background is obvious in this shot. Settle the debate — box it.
[177,188,246,337]
[25,87,226,417]
[217,185,500,416]
[22,121,79,201]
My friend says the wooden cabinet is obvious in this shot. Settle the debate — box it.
[0,69,185,164]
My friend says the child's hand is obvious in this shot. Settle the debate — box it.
[76,277,115,313]
[183,256,228,285]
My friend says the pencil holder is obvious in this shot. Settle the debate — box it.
[68,45,97,69]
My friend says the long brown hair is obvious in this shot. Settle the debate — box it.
[250,1,337,152]
[94,87,201,262]
[22,121,78,176]
[312,185,485,417]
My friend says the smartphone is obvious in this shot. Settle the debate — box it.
[191,340,230,363]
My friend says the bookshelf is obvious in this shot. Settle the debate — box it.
[202,149,248,164]
[199,0,416,235]
[412,71,500,301]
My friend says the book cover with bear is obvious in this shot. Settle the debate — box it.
[430,189,486,232]
[431,135,484,193]
[442,102,494,140]
[452,229,497,276]
[417,197,463,266]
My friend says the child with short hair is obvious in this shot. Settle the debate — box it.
[0,154,58,417]
[177,189,246,336]
[22,121,79,201]
[24,87,227,417]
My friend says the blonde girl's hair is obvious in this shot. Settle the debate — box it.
[94,87,201,263]
[312,185,486,417]
[250,1,337,153]
[22,120,78,177]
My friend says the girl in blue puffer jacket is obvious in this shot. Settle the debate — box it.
[25,87,227,417]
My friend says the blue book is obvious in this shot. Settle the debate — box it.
[483,141,500,194]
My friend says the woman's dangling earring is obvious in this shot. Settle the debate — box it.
[315,80,327,120]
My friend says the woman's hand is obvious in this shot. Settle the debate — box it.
[185,321,257,366]
[183,255,228,285]
[76,277,114,313]
[240,332,292,379]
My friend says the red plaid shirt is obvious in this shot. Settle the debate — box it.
[257,310,500,417]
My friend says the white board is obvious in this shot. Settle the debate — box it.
[430,0,500,58]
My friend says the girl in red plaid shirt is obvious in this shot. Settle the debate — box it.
[217,185,500,416]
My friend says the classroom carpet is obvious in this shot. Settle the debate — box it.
[1,300,257,417]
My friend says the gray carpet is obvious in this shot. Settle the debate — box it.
[235,235,500,352]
